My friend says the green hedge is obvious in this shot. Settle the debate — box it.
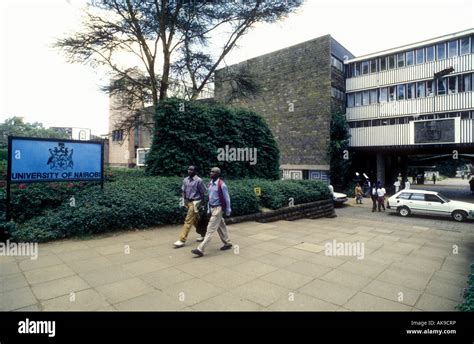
[5,177,329,242]
[457,262,474,312]
[146,98,280,180]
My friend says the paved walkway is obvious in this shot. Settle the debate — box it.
[1,203,473,311]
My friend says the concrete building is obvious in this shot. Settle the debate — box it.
[214,34,353,182]
[107,29,473,184]
[345,28,474,184]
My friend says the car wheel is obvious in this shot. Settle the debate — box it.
[452,210,467,222]
[398,206,410,217]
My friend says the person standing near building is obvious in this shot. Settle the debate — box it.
[174,166,206,248]
[370,180,378,212]
[433,173,437,184]
[393,179,401,193]
[376,182,386,212]
[469,177,474,194]
[192,167,233,257]
[354,183,363,204]
[404,178,411,190]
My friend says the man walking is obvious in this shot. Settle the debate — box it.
[174,166,206,248]
[192,167,233,257]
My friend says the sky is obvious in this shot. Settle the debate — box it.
[0,0,473,136]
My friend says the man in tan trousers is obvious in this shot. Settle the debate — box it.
[191,167,232,257]
[173,166,206,248]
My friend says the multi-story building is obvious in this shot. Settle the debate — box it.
[215,34,353,182]
[345,29,474,184]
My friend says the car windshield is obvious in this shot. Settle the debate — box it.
[437,193,450,202]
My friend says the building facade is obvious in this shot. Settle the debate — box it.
[344,29,474,184]
[214,34,353,182]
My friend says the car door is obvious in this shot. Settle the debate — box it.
[424,194,451,217]
[407,193,428,215]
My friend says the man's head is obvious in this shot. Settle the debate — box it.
[210,167,221,180]
[187,166,196,177]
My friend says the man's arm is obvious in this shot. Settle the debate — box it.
[198,179,207,199]
[181,179,186,199]
[221,183,232,216]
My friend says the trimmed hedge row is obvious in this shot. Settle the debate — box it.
[457,262,474,312]
[4,177,330,242]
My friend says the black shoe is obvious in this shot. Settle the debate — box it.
[220,243,233,251]
[191,248,204,257]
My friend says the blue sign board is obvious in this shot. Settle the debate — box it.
[8,137,103,183]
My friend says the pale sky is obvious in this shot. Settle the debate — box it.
[0,0,473,136]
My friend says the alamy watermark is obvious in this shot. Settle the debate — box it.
[0,240,38,260]
[324,240,365,260]
[217,145,257,165]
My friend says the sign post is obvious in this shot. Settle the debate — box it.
[5,136,104,222]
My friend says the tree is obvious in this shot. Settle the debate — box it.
[328,111,351,189]
[54,0,303,132]
[0,117,69,150]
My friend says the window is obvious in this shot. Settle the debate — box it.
[426,80,434,96]
[389,86,396,101]
[362,91,370,105]
[447,40,458,58]
[370,89,378,104]
[347,93,355,107]
[406,51,414,66]
[355,92,362,107]
[397,52,405,67]
[370,59,377,73]
[448,76,457,94]
[388,55,395,69]
[437,78,447,95]
[380,57,387,71]
[362,61,369,74]
[354,62,360,76]
[397,84,406,100]
[396,192,411,199]
[332,56,344,72]
[416,48,424,64]
[425,194,443,203]
[379,88,388,102]
[460,73,472,92]
[112,130,124,142]
[416,82,425,98]
[332,87,344,100]
[426,46,435,62]
[437,42,446,59]
[409,193,425,201]
[460,37,470,55]
[407,83,415,99]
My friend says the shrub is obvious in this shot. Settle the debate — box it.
[457,262,474,312]
[146,98,280,179]
[7,177,330,242]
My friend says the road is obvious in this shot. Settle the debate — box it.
[410,177,474,203]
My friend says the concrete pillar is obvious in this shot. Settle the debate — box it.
[376,153,385,185]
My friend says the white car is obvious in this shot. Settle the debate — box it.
[333,192,348,205]
[387,189,474,222]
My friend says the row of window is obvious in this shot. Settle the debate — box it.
[347,73,473,108]
[347,111,474,128]
[331,87,345,100]
[331,56,344,72]
[347,35,473,78]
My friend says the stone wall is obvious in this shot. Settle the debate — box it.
[215,35,333,170]
[226,199,335,225]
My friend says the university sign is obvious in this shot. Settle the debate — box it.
[5,136,104,221]
[8,137,103,183]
